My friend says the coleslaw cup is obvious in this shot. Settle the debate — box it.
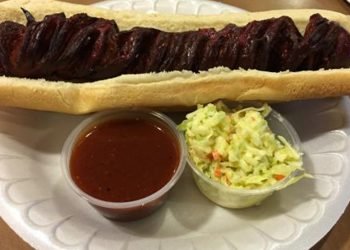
[187,107,304,209]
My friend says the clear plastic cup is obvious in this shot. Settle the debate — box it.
[61,109,186,221]
[187,108,304,209]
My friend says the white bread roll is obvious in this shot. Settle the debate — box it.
[0,0,349,114]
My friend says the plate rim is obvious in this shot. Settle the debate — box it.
[0,1,350,250]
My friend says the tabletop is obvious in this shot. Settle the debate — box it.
[0,0,350,249]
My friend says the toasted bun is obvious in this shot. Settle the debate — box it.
[0,0,350,114]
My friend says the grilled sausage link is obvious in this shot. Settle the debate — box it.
[0,9,349,82]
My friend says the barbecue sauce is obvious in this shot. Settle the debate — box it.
[70,117,180,203]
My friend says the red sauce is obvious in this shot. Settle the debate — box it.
[70,117,180,203]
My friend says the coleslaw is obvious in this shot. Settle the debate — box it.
[178,102,307,189]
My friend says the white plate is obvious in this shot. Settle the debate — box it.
[1,1,350,250]
[92,0,245,14]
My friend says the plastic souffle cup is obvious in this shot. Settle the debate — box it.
[61,109,187,221]
[187,108,304,209]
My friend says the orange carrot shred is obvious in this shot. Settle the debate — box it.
[212,150,221,161]
[214,167,222,177]
[273,174,285,181]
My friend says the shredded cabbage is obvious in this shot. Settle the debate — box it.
[178,103,306,189]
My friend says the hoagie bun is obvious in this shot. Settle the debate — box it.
[0,0,350,114]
